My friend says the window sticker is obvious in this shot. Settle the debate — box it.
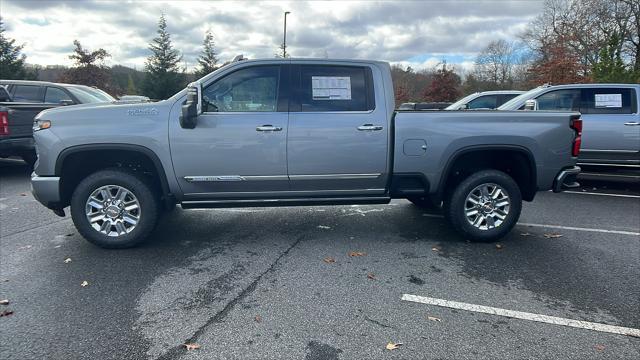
[312,76,351,100]
[595,94,622,108]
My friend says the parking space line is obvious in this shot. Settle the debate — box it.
[401,294,640,338]
[421,213,640,236]
[564,191,640,199]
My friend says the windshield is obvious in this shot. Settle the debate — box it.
[445,93,479,110]
[67,86,115,103]
[497,87,546,110]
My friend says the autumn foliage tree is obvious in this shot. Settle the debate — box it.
[423,63,461,102]
[58,40,114,92]
[527,38,589,85]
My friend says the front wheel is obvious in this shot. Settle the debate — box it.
[70,168,159,248]
[444,170,522,242]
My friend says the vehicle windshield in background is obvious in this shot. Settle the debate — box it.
[445,93,478,110]
[67,86,115,103]
[498,88,545,110]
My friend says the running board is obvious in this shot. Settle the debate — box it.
[181,196,391,209]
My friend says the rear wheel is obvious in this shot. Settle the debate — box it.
[70,168,159,248]
[444,170,521,242]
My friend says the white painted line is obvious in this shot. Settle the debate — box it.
[401,294,640,338]
[421,213,640,236]
[564,191,640,199]
[518,222,640,236]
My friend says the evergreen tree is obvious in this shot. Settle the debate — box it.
[592,32,639,83]
[0,18,35,79]
[194,30,218,78]
[142,14,185,100]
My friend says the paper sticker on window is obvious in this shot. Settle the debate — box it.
[312,76,351,100]
[595,94,622,108]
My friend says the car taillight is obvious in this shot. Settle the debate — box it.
[570,116,582,157]
[0,111,8,136]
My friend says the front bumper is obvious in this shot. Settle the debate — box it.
[552,166,581,193]
[31,173,62,209]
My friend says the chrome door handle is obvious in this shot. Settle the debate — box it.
[357,124,383,131]
[256,125,283,132]
[624,121,640,126]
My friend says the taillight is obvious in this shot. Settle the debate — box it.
[570,116,582,157]
[0,111,8,136]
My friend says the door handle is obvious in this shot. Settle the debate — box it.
[624,121,640,126]
[256,125,283,132]
[357,124,383,131]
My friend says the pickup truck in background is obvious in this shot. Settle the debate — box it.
[0,80,116,166]
[30,58,581,248]
[445,90,525,110]
[499,83,640,168]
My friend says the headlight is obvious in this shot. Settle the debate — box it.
[33,120,51,132]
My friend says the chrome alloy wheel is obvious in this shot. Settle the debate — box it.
[85,185,141,237]
[464,183,510,230]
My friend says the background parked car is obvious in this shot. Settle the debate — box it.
[498,83,640,169]
[0,80,115,105]
[446,90,525,110]
[398,102,451,110]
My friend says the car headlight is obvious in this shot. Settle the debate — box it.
[33,120,51,132]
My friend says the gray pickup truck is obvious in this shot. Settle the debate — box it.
[31,58,581,248]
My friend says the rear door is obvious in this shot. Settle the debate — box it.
[287,63,389,194]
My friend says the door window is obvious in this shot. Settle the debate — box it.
[296,65,374,112]
[44,87,73,103]
[12,85,42,103]
[581,88,636,114]
[468,95,498,109]
[536,89,580,111]
[202,66,280,112]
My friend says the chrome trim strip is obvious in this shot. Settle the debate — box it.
[183,189,386,198]
[289,173,381,180]
[184,175,288,182]
[577,162,640,168]
[581,149,639,154]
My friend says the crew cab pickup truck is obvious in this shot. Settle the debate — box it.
[31,58,581,248]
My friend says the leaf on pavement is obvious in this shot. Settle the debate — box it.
[255,315,262,323]
[183,343,201,351]
[595,344,605,351]
[427,316,442,322]
[317,225,331,230]
[385,342,402,350]
[0,310,14,317]
[349,251,366,257]
[19,193,27,196]
[80,280,89,287]
[520,232,533,237]
[367,272,376,280]
[0,299,9,305]
[323,257,336,263]
[495,244,504,250]
[544,233,563,239]
[64,258,72,264]
[431,246,441,252]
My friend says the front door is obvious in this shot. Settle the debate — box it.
[169,64,290,198]
[287,63,389,195]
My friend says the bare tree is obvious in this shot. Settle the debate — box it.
[473,40,518,89]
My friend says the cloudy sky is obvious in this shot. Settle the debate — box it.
[1,0,542,72]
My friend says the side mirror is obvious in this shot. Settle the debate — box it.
[60,99,74,106]
[524,99,538,111]
[459,104,468,110]
[180,83,202,129]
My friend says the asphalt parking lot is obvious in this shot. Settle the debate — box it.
[1,158,639,360]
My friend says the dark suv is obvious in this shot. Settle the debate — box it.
[0,80,115,105]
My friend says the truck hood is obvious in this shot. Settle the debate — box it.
[35,100,171,122]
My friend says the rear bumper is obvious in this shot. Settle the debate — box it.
[31,173,62,209]
[0,137,34,155]
[552,166,581,193]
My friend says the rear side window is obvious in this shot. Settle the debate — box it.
[295,65,374,112]
[499,94,520,106]
[12,85,42,103]
[581,88,637,114]
[536,89,580,111]
[468,95,498,109]
[44,87,73,104]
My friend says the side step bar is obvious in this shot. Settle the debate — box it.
[181,196,391,209]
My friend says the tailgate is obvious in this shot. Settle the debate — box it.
[1,103,57,139]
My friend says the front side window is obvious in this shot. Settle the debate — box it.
[13,85,42,103]
[581,88,636,114]
[468,95,498,109]
[536,89,580,111]
[202,66,280,112]
[297,65,374,112]
[45,87,73,103]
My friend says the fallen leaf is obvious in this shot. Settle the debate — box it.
[64,258,72,264]
[427,316,442,322]
[520,232,533,237]
[495,244,504,250]
[54,245,62,248]
[367,273,376,280]
[385,342,402,350]
[19,193,26,196]
[18,245,32,250]
[431,246,441,252]
[0,310,14,317]
[323,257,336,263]
[80,281,89,287]
[255,315,262,323]
[317,225,331,230]
[349,251,366,257]
[595,344,605,351]
[544,233,563,239]
[0,299,9,305]
[183,343,201,351]
[65,233,74,237]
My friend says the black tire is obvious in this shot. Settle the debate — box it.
[407,195,442,212]
[444,170,522,242]
[21,151,37,168]
[70,168,159,248]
